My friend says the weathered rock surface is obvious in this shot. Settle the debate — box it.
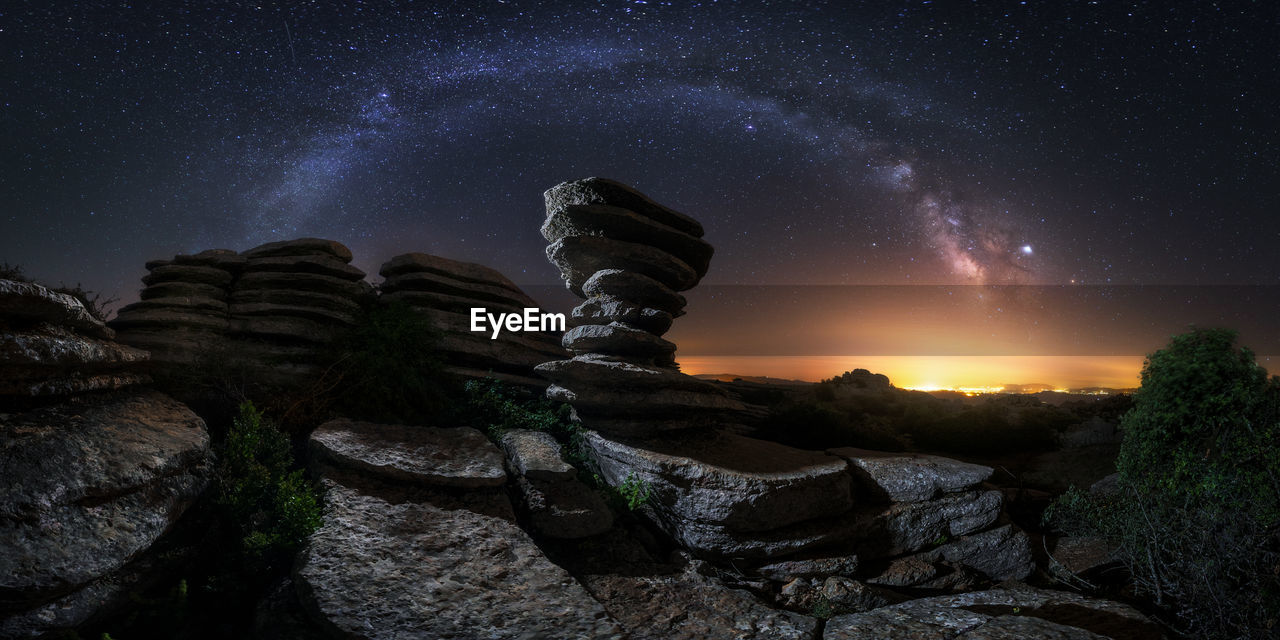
[829,448,994,502]
[755,554,861,582]
[378,252,567,387]
[296,471,623,639]
[548,235,699,294]
[0,279,113,339]
[583,563,818,640]
[854,489,1004,558]
[1048,536,1118,579]
[544,177,706,238]
[500,430,613,539]
[0,391,211,612]
[239,237,354,262]
[823,585,1165,640]
[569,295,675,335]
[310,419,506,488]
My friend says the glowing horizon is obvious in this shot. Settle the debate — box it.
[678,354,1279,391]
[677,355,1148,390]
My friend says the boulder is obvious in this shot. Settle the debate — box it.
[233,271,367,299]
[381,270,538,308]
[309,419,506,489]
[0,279,112,339]
[499,430,613,539]
[544,177,706,238]
[138,280,228,301]
[240,237,354,262]
[172,248,246,271]
[827,448,994,502]
[295,473,622,639]
[585,430,853,539]
[852,489,1004,558]
[925,523,1034,581]
[582,564,817,640]
[0,391,211,608]
[823,585,1165,640]
[541,203,713,278]
[1048,536,1118,579]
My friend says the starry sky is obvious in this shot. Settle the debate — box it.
[3,1,1277,385]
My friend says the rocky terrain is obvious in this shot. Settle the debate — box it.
[1,179,1160,638]
[0,279,213,638]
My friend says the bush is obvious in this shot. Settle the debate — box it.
[1046,328,1280,638]
[216,402,322,566]
[455,377,586,462]
[327,301,453,424]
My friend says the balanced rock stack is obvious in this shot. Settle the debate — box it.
[0,279,212,637]
[535,177,752,434]
[378,253,566,387]
[109,249,243,368]
[227,239,370,383]
[532,180,1033,600]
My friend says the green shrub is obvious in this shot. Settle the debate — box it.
[1046,328,1280,639]
[456,377,586,457]
[618,473,653,511]
[328,301,453,424]
[216,402,322,565]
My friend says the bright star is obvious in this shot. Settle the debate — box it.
[1021,245,1033,255]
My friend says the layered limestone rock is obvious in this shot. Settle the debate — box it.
[109,249,242,366]
[536,177,750,435]
[298,420,622,638]
[378,252,566,387]
[111,239,370,385]
[1,279,150,406]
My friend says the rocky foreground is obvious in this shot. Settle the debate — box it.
[1,178,1155,638]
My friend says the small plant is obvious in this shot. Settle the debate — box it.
[216,402,323,566]
[617,473,653,511]
[810,594,834,620]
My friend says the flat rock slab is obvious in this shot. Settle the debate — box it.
[309,419,506,488]
[0,279,113,339]
[824,585,1165,640]
[0,391,210,603]
[583,566,817,640]
[548,235,699,295]
[828,448,994,502]
[585,430,853,533]
[379,252,525,294]
[0,328,149,368]
[500,429,575,481]
[296,475,623,639]
[544,177,706,238]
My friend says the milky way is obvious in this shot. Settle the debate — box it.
[3,1,1277,303]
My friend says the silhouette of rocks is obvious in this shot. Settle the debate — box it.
[378,252,567,387]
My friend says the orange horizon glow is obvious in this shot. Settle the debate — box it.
[676,355,1149,390]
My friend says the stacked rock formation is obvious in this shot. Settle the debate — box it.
[111,238,370,385]
[535,177,753,434]
[107,249,242,368]
[1,279,150,406]
[533,180,1034,601]
[227,239,370,383]
[378,253,566,387]
[0,279,212,637]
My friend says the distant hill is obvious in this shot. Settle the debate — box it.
[692,373,812,386]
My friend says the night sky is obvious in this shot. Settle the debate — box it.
[4,2,1277,386]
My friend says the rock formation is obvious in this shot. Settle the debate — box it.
[378,253,567,387]
[112,240,563,389]
[535,177,754,435]
[0,279,212,637]
[298,419,622,638]
[111,239,370,386]
[534,181,1035,601]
